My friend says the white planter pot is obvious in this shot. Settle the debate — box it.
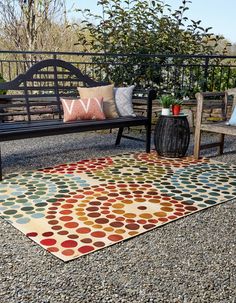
[161,108,170,116]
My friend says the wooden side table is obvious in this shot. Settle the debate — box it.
[154,114,190,158]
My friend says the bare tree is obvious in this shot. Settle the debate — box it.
[0,0,67,51]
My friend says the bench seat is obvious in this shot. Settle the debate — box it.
[0,116,148,141]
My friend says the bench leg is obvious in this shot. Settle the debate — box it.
[115,127,124,146]
[218,134,225,155]
[146,124,151,153]
[194,127,201,159]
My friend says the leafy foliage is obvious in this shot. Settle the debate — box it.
[77,0,223,55]
[75,0,226,91]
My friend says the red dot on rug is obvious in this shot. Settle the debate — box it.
[91,231,106,238]
[40,238,57,246]
[68,234,79,239]
[86,207,99,212]
[46,215,56,220]
[93,241,105,248]
[174,212,184,216]
[78,245,95,254]
[60,216,73,222]
[51,225,62,231]
[57,230,69,236]
[64,222,79,228]
[60,210,72,215]
[159,218,169,222]
[137,220,146,225]
[185,206,198,211]
[88,212,101,218]
[143,224,156,230]
[61,240,78,248]
[61,204,74,209]
[62,249,75,256]
[48,220,59,225]
[148,219,158,224]
[95,218,109,224]
[110,221,124,228]
[66,199,78,203]
[81,238,92,243]
[89,201,101,206]
[108,234,123,242]
[125,223,140,230]
[42,232,54,237]
[26,232,38,237]
[138,206,147,210]
[47,247,59,253]
[168,215,177,220]
[76,227,91,234]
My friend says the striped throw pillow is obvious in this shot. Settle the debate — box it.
[61,97,105,122]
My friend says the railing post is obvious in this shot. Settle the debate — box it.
[203,57,209,92]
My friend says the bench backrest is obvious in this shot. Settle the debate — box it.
[0,59,106,122]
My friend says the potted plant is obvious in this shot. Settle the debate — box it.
[159,95,174,116]
[172,99,183,116]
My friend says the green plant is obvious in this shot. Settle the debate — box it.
[0,74,7,95]
[159,95,175,108]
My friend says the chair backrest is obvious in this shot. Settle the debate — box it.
[226,88,236,112]
[0,59,107,122]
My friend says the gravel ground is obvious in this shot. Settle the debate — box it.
[0,131,236,303]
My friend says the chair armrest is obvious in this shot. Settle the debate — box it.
[195,91,229,125]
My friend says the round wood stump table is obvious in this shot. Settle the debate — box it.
[154,114,190,158]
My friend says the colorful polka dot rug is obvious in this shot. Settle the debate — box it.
[0,151,236,261]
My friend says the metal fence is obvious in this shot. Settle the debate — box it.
[0,50,236,97]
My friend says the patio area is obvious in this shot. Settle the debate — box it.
[0,131,235,302]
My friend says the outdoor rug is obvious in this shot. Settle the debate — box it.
[0,151,236,261]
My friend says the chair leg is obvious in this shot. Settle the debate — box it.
[194,127,201,159]
[218,134,225,155]
[146,124,151,153]
[115,127,124,146]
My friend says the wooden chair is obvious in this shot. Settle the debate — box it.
[194,90,236,159]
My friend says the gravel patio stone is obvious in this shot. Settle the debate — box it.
[0,131,235,303]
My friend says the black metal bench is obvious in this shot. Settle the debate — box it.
[0,59,156,180]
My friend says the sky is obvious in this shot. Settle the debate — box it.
[67,0,236,43]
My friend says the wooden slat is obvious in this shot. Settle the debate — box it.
[0,101,59,108]
[37,71,75,75]
[199,92,226,98]
[3,85,79,91]
[0,119,63,130]
[200,142,221,150]
[201,122,236,135]
[0,109,59,116]
[25,78,84,82]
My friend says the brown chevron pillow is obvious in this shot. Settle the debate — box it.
[61,97,106,122]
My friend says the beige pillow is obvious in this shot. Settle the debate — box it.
[78,84,119,118]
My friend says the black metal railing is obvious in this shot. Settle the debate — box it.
[0,50,236,97]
